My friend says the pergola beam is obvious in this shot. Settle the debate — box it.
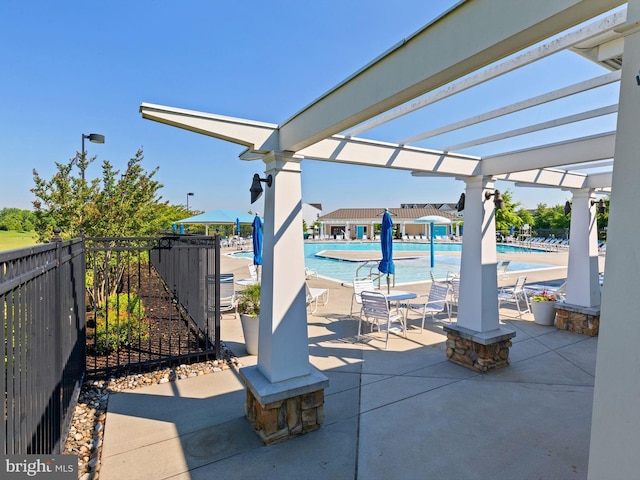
[400,71,621,145]
[278,0,625,152]
[298,135,480,176]
[139,102,279,152]
[446,104,618,151]
[481,132,616,175]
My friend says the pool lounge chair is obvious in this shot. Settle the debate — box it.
[306,281,329,314]
[498,275,531,318]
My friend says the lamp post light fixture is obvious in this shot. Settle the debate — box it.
[80,133,105,180]
[187,192,195,213]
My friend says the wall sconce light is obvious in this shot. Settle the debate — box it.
[484,189,504,210]
[250,173,272,204]
[456,193,465,212]
[591,198,606,215]
[564,201,572,216]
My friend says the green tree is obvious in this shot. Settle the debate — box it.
[32,149,173,308]
[31,149,167,242]
[494,190,524,232]
[533,203,570,230]
[0,208,35,231]
[516,208,534,230]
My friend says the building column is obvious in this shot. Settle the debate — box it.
[589,4,640,476]
[239,151,328,445]
[444,176,515,372]
[565,190,601,307]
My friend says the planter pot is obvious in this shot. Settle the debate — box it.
[240,314,259,355]
[531,301,557,326]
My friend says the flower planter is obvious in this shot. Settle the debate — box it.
[240,313,259,355]
[531,301,556,326]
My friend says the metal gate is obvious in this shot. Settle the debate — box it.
[84,235,221,378]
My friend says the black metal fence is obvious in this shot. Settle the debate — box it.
[85,235,221,378]
[1,239,86,455]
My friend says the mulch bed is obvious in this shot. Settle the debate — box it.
[85,263,216,378]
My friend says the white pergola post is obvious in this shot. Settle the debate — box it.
[565,189,601,307]
[240,152,329,444]
[589,1,640,475]
[255,152,309,382]
[457,177,500,332]
[444,176,515,373]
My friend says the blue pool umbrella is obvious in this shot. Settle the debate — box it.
[378,209,395,293]
[252,214,263,266]
[236,218,241,236]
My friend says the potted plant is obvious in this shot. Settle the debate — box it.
[237,283,261,355]
[530,290,557,326]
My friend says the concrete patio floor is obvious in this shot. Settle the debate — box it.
[99,249,599,480]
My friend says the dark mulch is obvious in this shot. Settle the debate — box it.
[85,263,216,377]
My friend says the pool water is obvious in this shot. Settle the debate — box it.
[231,242,553,285]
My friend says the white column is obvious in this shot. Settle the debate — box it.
[457,177,500,332]
[589,3,640,477]
[258,152,310,383]
[565,190,600,307]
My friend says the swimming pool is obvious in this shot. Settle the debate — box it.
[231,242,553,285]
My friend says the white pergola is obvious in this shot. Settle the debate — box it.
[140,0,639,475]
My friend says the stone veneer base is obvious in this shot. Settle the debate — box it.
[555,303,600,336]
[443,325,517,373]
[239,365,329,445]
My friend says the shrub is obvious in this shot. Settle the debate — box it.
[92,293,149,354]
[237,283,261,316]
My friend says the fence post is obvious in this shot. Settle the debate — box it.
[214,233,221,359]
[50,227,63,453]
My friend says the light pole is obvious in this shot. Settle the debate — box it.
[81,133,105,180]
[187,192,194,213]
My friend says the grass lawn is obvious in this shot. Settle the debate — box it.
[0,230,38,252]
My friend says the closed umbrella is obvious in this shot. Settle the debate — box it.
[236,218,241,236]
[378,209,395,293]
[252,214,263,267]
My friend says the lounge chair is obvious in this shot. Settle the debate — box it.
[498,275,531,318]
[208,273,237,318]
[305,267,318,279]
[306,281,328,314]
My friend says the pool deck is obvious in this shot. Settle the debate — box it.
[99,249,603,480]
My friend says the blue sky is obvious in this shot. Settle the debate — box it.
[0,1,618,216]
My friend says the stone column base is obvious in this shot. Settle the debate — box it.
[555,303,600,336]
[239,365,329,445]
[443,325,516,373]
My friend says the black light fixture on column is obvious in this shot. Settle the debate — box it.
[456,193,465,212]
[250,173,272,204]
[485,189,504,210]
[591,198,606,215]
[564,201,572,215]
